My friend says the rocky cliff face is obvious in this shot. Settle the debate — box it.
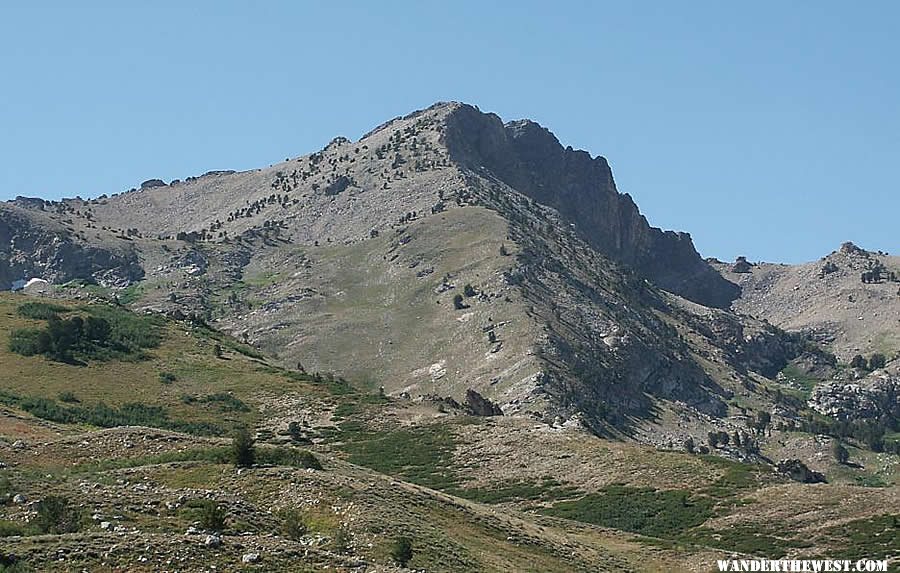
[809,369,899,422]
[0,204,143,289]
[442,104,740,308]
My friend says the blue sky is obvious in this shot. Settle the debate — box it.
[1,1,897,263]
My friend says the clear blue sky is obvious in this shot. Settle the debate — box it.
[2,1,897,263]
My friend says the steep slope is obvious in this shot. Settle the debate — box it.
[0,201,143,289]
[442,105,740,309]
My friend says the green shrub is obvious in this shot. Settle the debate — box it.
[0,557,34,572]
[0,475,11,504]
[200,393,249,412]
[277,508,308,540]
[7,328,50,356]
[390,536,413,566]
[0,392,224,436]
[57,391,79,403]
[256,447,322,470]
[17,302,68,320]
[33,496,81,534]
[232,428,255,468]
[197,500,227,532]
[832,441,849,464]
[158,372,177,384]
[0,520,28,537]
[542,486,715,537]
[84,305,162,351]
[332,525,351,553]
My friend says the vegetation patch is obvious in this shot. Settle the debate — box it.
[181,393,250,412]
[698,457,763,499]
[17,302,70,320]
[339,423,460,490]
[0,391,222,435]
[70,445,321,474]
[821,514,899,562]
[681,525,808,558]
[8,303,162,363]
[542,485,716,538]
[447,477,582,504]
[778,365,820,398]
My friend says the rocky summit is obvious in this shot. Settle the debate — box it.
[0,103,898,572]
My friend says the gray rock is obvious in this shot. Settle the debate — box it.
[465,389,503,416]
[241,553,260,564]
[140,179,167,189]
[203,534,222,548]
[731,256,753,273]
[809,373,898,421]
[443,105,741,308]
[776,459,826,483]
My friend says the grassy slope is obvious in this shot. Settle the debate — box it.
[227,206,543,402]
[0,292,330,434]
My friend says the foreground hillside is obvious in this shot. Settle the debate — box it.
[0,294,897,571]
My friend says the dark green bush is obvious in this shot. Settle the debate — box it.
[17,302,68,320]
[0,392,223,436]
[33,496,81,534]
[7,329,50,356]
[197,500,226,532]
[542,486,715,537]
[158,372,177,384]
[257,447,322,470]
[390,536,413,566]
[332,525,351,553]
[277,508,308,540]
[232,428,255,468]
[0,520,28,537]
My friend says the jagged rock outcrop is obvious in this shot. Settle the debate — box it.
[442,104,740,308]
[809,371,899,421]
[0,204,144,289]
[140,179,167,189]
[731,256,753,273]
[465,389,503,416]
[776,459,826,483]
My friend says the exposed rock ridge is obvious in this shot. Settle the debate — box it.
[0,204,144,289]
[440,104,740,309]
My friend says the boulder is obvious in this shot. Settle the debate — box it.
[731,256,753,273]
[140,179,167,189]
[465,389,503,416]
[776,459,826,483]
